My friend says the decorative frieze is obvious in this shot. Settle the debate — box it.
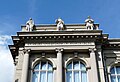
[18,35,101,41]
[25,42,95,46]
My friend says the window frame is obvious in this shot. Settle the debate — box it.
[110,66,120,82]
[65,59,88,82]
[32,60,53,82]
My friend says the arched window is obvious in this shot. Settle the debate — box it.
[66,60,87,82]
[110,66,120,82]
[32,61,53,82]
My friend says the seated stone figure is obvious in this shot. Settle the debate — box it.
[26,18,34,31]
[85,16,94,30]
[55,18,64,30]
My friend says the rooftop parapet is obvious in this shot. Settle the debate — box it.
[21,17,99,32]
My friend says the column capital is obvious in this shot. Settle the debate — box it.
[23,49,31,54]
[55,48,63,53]
[89,48,96,53]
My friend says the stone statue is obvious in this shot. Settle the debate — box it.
[55,18,64,30]
[85,16,94,30]
[26,18,34,31]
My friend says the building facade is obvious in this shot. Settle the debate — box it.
[9,17,120,82]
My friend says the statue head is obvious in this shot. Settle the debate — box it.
[55,18,64,24]
[29,18,32,20]
[85,16,94,23]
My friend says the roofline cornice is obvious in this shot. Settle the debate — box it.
[17,30,102,36]
[21,23,99,27]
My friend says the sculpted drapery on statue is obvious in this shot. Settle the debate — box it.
[85,16,94,30]
[26,18,34,31]
[55,18,64,30]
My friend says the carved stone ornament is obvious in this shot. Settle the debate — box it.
[23,49,31,54]
[55,48,63,53]
[85,16,94,30]
[55,18,64,30]
[89,48,96,53]
[115,54,120,63]
[26,18,34,31]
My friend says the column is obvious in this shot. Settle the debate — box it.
[21,49,30,82]
[89,48,99,82]
[56,48,63,82]
[98,49,105,82]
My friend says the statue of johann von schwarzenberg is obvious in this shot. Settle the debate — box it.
[55,18,64,30]
[85,16,95,30]
[26,18,34,31]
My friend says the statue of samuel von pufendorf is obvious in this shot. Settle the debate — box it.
[26,18,34,31]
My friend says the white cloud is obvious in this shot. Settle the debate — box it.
[0,35,11,45]
[0,34,14,82]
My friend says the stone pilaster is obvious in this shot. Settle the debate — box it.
[98,49,105,82]
[89,48,99,82]
[21,49,30,82]
[56,48,63,82]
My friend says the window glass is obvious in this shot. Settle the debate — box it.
[111,67,115,74]
[34,64,39,70]
[66,60,87,82]
[74,71,80,82]
[41,62,46,70]
[73,61,79,70]
[111,66,120,82]
[66,71,72,82]
[32,71,39,82]
[32,61,53,82]
[111,76,116,82]
[40,71,46,82]
[67,63,72,69]
[116,66,120,74]
[48,71,53,82]
[82,71,87,82]
[118,76,120,82]
[80,63,86,71]
[48,63,52,70]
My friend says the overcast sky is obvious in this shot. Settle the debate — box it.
[1,0,120,82]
